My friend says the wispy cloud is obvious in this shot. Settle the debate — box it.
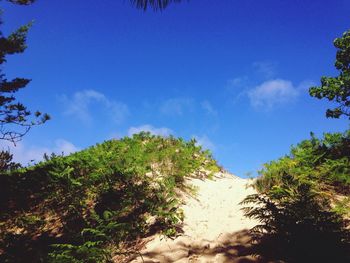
[0,139,79,165]
[226,61,279,104]
[193,135,215,151]
[226,76,249,91]
[128,124,173,137]
[225,77,251,105]
[160,98,194,116]
[248,79,299,110]
[61,89,129,124]
[252,61,277,79]
[54,139,79,155]
[201,100,218,116]
[298,80,316,91]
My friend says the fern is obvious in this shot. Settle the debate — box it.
[0,132,221,262]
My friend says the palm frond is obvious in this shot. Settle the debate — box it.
[130,0,184,11]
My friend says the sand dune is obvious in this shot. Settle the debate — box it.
[127,173,260,263]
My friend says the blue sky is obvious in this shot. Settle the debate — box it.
[1,0,349,177]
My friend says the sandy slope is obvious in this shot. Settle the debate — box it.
[126,173,260,263]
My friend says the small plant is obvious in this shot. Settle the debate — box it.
[15,214,45,232]
[49,242,111,263]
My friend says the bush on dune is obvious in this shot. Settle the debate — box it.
[255,130,350,205]
[242,181,350,263]
[242,131,350,263]
[0,132,220,262]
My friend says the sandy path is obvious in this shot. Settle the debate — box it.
[128,173,259,263]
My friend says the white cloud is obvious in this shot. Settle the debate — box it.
[160,98,194,116]
[193,135,215,151]
[201,100,217,116]
[127,125,173,137]
[225,77,252,105]
[252,61,277,78]
[226,76,249,91]
[248,79,299,109]
[0,139,79,165]
[54,139,79,155]
[61,89,129,123]
[298,80,316,91]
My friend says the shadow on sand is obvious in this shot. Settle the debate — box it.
[126,224,350,263]
[125,229,264,263]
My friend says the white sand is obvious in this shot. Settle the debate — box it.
[126,172,259,263]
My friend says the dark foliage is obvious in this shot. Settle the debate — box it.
[0,150,21,171]
[6,0,35,5]
[241,184,350,263]
[242,129,350,262]
[310,29,350,119]
[0,0,49,144]
[130,0,184,11]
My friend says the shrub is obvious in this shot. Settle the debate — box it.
[241,184,350,263]
[242,130,350,262]
[255,130,350,203]
[0,132,220,262]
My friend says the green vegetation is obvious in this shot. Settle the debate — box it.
[254,130,350,207]
[242,183,349,263]
[242,131,350,262]
[242,28,350,263]
[0,132,220,262]
[310,29,350,119]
